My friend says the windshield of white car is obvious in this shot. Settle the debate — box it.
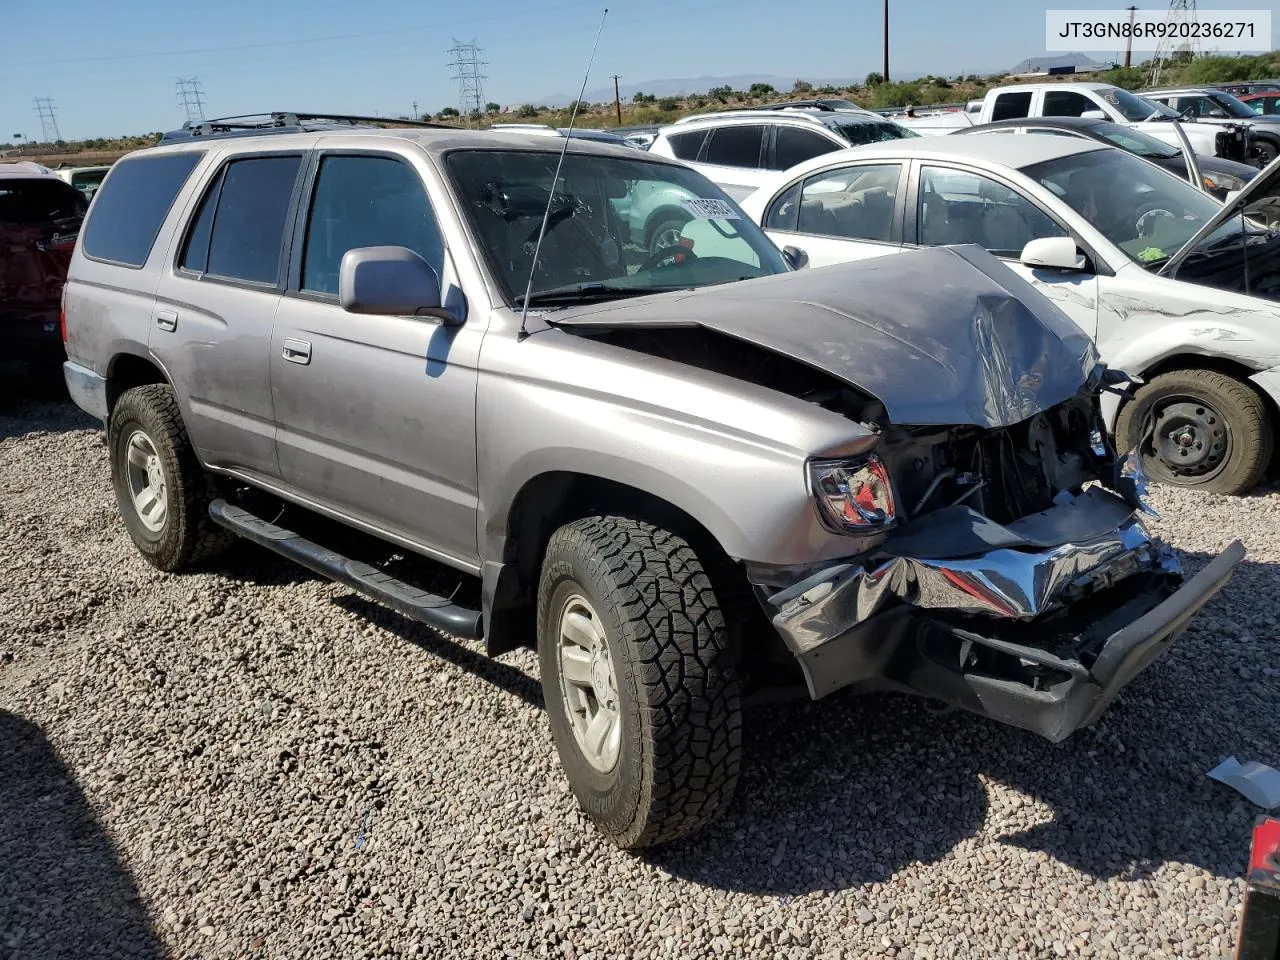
[1025,148,1240,266]
[1091,121,1181,158]
[832,119,919,144]
[446,150,787,305]
[1107,88,1180,121]
[1207,91,1259,118]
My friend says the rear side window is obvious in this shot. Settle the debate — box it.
[82,153,202,267]
[665,130,707,161]
[0,179,85,224]
[181,155,301,285]
[703,125,765,168]
[772,127,837,170]
[992,92,1033,121]
[301,155,444,296]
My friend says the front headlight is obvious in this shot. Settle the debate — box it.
[809,455,896,533]
[1203,171,1246,193]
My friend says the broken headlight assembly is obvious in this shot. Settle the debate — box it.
[809,455,896,533]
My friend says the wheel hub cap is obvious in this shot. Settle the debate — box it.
[124,430,168,533]
[556,595,621,774]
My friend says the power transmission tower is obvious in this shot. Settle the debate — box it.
[1149,0,1199,86]
[176,78,208,123]
[447,39,488,123]
[32,97,61,143]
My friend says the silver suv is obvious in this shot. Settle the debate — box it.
[62,116,1242,848]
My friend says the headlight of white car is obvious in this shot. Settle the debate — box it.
[809,455,896,533]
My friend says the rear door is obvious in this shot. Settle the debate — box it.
[269,147,482,567]
[152,149,308,480]
[761,161,908,267]
[694,124,769,200]
[910,162,1100,337]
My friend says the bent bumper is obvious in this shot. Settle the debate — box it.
[63,361,108,422]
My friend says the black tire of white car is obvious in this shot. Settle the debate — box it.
[1117,369,1272,496]
[536,516,742,849]
[108,384,234,572]
[1253,138,1279,167]
[647,215,691,255]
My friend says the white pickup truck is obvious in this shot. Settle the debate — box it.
[896,82,1251,162]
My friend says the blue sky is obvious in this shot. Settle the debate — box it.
[4,0,1279,140]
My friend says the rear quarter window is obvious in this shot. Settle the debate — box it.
[81,152,203,268]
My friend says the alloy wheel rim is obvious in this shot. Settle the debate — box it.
[556,594,621,773]
[124,430,168,532]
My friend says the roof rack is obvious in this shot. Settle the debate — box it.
[161,111,452,142]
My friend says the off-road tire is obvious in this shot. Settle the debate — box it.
[108,384,234,571]
[537,516,742,849]
[1116,368,1272,496]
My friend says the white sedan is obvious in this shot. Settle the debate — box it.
[737,135,1280,495]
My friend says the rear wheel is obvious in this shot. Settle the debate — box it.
[1116,369,1271,496]
[1252,139,1279,167]
[647,215,691,256]
[537,516,741,849]
[108,384,233,571]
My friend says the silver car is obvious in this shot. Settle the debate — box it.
[62,122,1242,848]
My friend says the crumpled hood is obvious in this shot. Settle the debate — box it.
[553,244,1097,428]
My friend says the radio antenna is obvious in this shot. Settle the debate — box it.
[518,7,609,340]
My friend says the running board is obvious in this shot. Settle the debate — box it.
[208,499,483,639]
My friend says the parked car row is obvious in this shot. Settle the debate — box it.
[50,110,1248,850]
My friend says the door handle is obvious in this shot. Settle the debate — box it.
[155,310,178,332]
[281,338,312,365]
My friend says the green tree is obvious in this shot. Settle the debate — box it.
[865,71,884,87]
[748,82,776,97]
[792,79,813,93]
[658,97,679,111]
[707,85,734,102]
[439,106,460,118]
[1100,66,1145,90]
[517,104,539,118]
[485,102,501,113]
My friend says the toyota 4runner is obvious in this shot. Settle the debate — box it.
[62,114,1244,848]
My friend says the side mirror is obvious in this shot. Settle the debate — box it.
[1020,236,1087,272]
[339,246,461,325]
[783,245,809,270]
[1081,110,1107,121]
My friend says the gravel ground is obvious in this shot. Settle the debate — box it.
[2,390,1278,960]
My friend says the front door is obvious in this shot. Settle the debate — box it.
[762,162,908,267]
[270,150,482,568]
[913,163,1100,338]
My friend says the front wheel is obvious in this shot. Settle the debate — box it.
[1252,139,1279,168]
[1116,369,1272,496]
[108,384,233,571]
[537,516,741,849]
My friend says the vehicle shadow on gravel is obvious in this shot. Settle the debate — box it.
[0,393,94,442]
[0,710,164,959]
[647,551,1279,896]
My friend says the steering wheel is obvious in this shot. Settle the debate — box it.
[639,243,699,272]
[1136,204,1178,239]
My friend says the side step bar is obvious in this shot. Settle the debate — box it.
[208,499,483,639]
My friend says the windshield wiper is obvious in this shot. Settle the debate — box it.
[516,281,658,307]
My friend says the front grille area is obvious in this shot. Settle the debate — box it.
[1217,128,1250,163]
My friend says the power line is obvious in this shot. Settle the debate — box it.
[176,77,208,122]
[447,39,488,121]
[32,97,61,142]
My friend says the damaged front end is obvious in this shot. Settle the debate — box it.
[751,372,1244,743]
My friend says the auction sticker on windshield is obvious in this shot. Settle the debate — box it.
[682,198,740,220]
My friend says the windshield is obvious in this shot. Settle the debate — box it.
[446,150,787,304]
[1106,87,1179,122]
[832,118,919,145]
[1207,91,1258,118]
[1025,148,1231,265]
[1092,121,1180,158]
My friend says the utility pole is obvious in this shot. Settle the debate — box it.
[883,0,890,83]
[611,75,622,125]
[412,100,418,120]
[1124,5,1138,67]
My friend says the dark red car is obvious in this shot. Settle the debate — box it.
[0,163,87,373]
[1241,92,1280,117]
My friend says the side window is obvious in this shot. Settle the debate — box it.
[666,130,707,161]
[1043,90,1094,117]
[82,152,202,267]
[772,127,838,171]
[796,164,902,243]
[764,181,801,231]
[917,166,1066,257]
[991,92,1033,121]
[301,155,444,297]
[703,125,765,168]
[182,155,301,284]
